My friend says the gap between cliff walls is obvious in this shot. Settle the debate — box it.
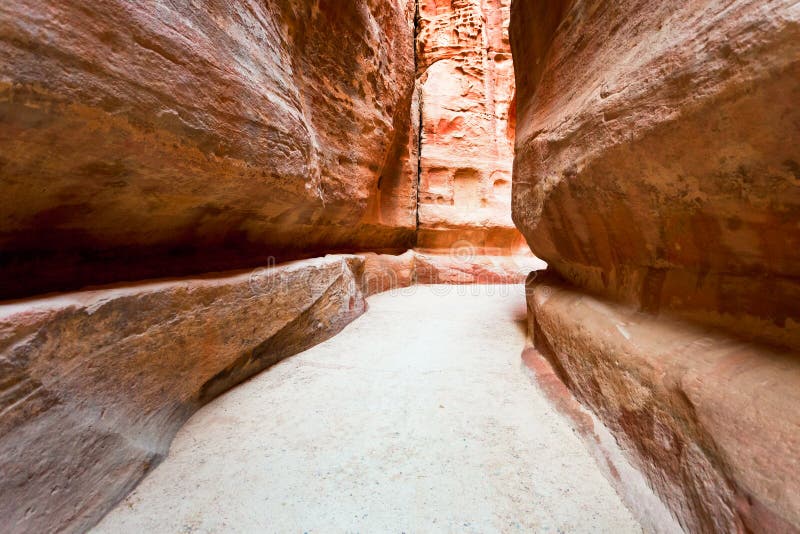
[414,0,423,236]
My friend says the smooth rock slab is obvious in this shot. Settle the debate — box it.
[95,285,641,533]
[0,255,366,533]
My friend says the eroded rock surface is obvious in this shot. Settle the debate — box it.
[511,0,800,349]
[415,0,527,254]
[0,255,366,533]
[0,0,417,299]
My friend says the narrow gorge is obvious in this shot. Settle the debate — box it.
[0,1,798,533]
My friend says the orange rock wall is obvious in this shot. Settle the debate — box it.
[416,0,527,254]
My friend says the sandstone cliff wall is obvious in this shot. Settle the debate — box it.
[511,1,800,531]
[511,0,800,349]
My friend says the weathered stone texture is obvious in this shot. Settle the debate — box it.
[415,0,528,254]
[0,255,366,533]
[0,0,417,299]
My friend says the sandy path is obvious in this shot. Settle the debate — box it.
[95,285,640,533]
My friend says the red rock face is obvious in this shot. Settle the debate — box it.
[512,1,800,531]
[415,0,528,254]
[0,0,417,299]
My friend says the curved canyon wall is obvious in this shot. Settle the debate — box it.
[0,0,418,299]
[511,0,800,349]
[416,0,528,254]
[511,1,800,532]
[0,1,420,531]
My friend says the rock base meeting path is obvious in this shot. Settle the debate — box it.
[96,285,641,533]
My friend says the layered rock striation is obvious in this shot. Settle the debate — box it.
[511,1,800,531]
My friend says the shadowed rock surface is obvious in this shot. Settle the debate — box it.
[0,0,417,299]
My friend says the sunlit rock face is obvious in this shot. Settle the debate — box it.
[512,1,800,532]
[0,0,417,299]
[511,0,800,349]
[415,0,528,254]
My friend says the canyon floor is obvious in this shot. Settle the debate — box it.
[95,285,641,533]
